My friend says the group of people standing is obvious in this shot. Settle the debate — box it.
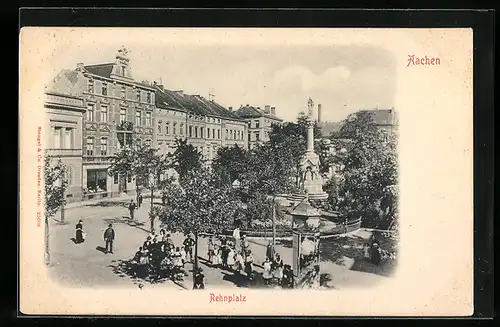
[131,229,195,280]
[207,232,254,279]
[363,235,382,265]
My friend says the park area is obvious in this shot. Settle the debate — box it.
[47,196,397,290]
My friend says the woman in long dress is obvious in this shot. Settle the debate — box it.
[262,257,272,285]
[207,237,215,263]
[273,253,284,285]
[212,244,220,266]
[227,247,235,269]
[75,220,84,244]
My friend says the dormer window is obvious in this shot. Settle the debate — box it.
[102,82,108,96]
[121,65,126,76]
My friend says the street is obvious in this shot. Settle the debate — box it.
[48,197,392,290]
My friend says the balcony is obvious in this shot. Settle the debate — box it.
[46,148,83,157]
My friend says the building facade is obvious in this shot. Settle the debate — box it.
[48,47,156,200]
[44,92,86,203]
[234,104,283,149]
[152,84,247,166]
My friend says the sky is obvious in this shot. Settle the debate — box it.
[49,42,396,123]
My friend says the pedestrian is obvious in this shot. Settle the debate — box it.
[138,193,143,207]
[244,250,254,280]
[183,234,195,263]
[363,242,371,260]
[262,257,272,285]
[220,244,229,268]
[143,236,152,250]
[227,247,235,269]
[180,246,187,266]
[232,226,241,250]
[173,247,184,271]
[273,253,284,285]
[266,240,275,261]
[75,220,85,244]
[241,235,250,256]
[212,244,221,266]
[103,224,115,254]
[370,242,381,265]
[233,251,244,273]
[193,267,205,290]
[281,264,294,289]
[162,193,167,206]
[128,200,137,220]
[207,236,215,263]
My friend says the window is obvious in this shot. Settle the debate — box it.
[86,137,94,156]
[127,174,132,183]
[100,105,108,122]
[225,129,228,140]
[64,128,73,149]
[207,128,210,139]
[217,129,220,139]
[66,166,72,185]
[212,128,215,139]
[180,124,184,135]
[195,126,198,138]
[158,123,162,134]
[248,132,251,142]
[88,80,94,93]
[121,66,126,76]
[121,86,126,98]
[255,132,260,141]
[173,122,177,135]
[145,139,151,148]
[237,130,240,140]
[136,89,141,101]
[86,104,94,121]
[102,82,108,96]
[146,112,151,127]
[53,127,62,149]
[189,126,193,137]
[100,138,108,156]
[200,127,204,139]
[165,122,170,134]
[247,121,251,128]
[146,93,151,104]
[87,169,107,192]
[113,173,119,184]
[135,111,141,126]
[255,120,260,128]
[120,108,126,123]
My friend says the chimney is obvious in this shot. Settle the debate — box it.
[228,106,233,111]
[270,106,276,115]
[318,104,322,123]
[76,63,84,70]
[264,105,270,114]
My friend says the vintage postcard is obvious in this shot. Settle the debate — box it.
[19,27,473,316]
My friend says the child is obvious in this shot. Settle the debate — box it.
[212,244,220,266]
[363,242,371,260]
[180,246,187,266]
[233,251,244,273]
[227,247,235,269]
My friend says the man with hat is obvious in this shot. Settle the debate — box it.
[103,224,115,254]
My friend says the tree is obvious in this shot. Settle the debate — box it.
[171,138,203,182]
[133,144,171,232]
[109,139,171,232]
[328,111,399,228]
[44,154,68,265]
[212,144,249,185]
[158,167,241,286]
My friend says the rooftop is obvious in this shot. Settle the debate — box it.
[234,105,283,121]
[360,108,397,126]
[153,85,246,122]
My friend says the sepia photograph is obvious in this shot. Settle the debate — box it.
[20,27,473,316]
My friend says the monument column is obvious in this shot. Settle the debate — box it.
[306,97,315,152]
